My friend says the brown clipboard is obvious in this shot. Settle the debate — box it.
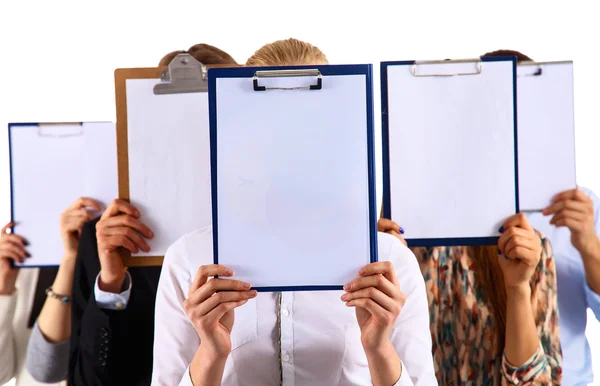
[114,57,237,267]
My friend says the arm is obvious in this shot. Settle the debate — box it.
[37,198,101,344]
[543,188,600,314]
[498,218,562,384]
[342,237,436,386]
[25,322,70,383]
[0,292,18,384]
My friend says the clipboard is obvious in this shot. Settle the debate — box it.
[208,64,378,291]
[115,54,235,266]
[8,122,117,267]
[516,61,577,211]
[381,57,519,247]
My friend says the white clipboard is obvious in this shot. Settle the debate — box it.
[381,58,518,246]
[517,61,577,211]
[9,122,117,267]
[208,65,378,291]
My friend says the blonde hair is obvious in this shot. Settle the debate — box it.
[246,38,328,66]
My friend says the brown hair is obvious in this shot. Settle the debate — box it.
[246,38,328,66]
[159,43,238,66]
[481,49,533,63]
[469,245,507,352]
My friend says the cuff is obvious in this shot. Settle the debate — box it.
[0,290,18,325]
[179,365,195,386]
[94,272,132,310]
[584,279,600,321]
[393,360,412,385]
[502,344,547,384]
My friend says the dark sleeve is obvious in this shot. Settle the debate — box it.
[68,219,135,386]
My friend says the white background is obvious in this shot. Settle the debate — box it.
[0,0,598,383]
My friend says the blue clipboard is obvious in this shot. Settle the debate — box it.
[380,57,519,247]
[208,64,378,292]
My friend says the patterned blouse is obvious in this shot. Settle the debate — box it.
[411,237,562,385]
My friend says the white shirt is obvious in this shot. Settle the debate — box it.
[152,227,436,386]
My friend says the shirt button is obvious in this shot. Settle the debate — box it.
[115,301,124,309]
[283,354,290,362]
[282,309,289,317]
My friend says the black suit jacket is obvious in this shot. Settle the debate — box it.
[69,218,162,386]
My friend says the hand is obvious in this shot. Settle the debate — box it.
[342,261,406,353]
[60,197,103,258]
[183,265,257,361]
[497,213,542,290]
[0,223,27,294]
[377,218,407,246]
[96,199,153,293]
[543,188,600,256]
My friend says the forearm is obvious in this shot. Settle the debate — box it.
[189,348,227,386]
[0,294,18,383]
[365,342,402,386]
[580,238,600,295]
[37,256,76,343]
[504,285,539,366]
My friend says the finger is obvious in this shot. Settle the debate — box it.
[553,217,584,231]
[204,299,249,325]
[543,199,589,216]
[552,188,590,204]
[346,298,388,319]
[2,234,26,246]
[68,197,104,211]
[500,213,533,233]
[100,234,139,254]
[188,278,252,306]
[549,209,587,225]
[0,243,28,260]
[387,230,408,246]
[503,244,537,263]
[101,226,151,252]
[377,218,401,233]
[98,215,153,239]
[101,199,140,220]
[357,261,398,286]
[188,265,234,297]
[1,222,14,235]
[340,287,398,312]
[194,290,257,317]
[0,248,26,263]
[497,227,532,254]
[502,233,537,259]
[344,274,400,299]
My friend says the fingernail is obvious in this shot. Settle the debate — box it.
[249,290,257,297]
[149,231,154,238]
[358,268,365,275]
[225,268,234,275]
[504,254,508,260]
[399,227,405,234]
[341,294,348,301]
[497,249,502,255]
[243,282,251,289]
[343,284,351,291]
[498,226,504,233]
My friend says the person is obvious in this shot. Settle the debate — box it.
[67,44,239,386]
[483,48,600,386]
[0,197,101,386]
[380,213,562,385]
[151,38,437,386]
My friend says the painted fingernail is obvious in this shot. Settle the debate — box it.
[497,249,502,255]
[399,227,405,234]
[504,254,508,260]
[498,226,504,233]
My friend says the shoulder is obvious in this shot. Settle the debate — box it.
[163,226,214,274]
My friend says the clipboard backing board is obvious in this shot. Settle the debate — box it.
[115,63,235,267]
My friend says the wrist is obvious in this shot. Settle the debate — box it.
[579,237,600,261]
[506,283,531,299]
[99,270,127,294]
[363,339,396,360]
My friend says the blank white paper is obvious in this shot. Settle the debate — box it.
[214,73,372,288]
[125,79,212,257]
[10,122,117,267]
[517,62,576,211]
[386,60,517,242]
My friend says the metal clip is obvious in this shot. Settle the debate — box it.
[411,59,483,77]
[153,53,208,95]
[36,123,83,138]
[253,69,322,91]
